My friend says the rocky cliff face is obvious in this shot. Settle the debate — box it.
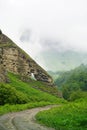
[0,31,53,84]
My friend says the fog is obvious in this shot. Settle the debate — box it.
[0,0,87,70]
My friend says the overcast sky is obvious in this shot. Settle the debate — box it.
[0,0,87,69]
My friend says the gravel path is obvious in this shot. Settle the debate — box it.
[0,105,57,130]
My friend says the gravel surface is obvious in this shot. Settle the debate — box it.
[0,105,57,130]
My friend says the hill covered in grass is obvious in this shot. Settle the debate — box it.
[0,72,65,115]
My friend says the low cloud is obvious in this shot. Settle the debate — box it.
[20,29,32,43]
[0,0,87,69]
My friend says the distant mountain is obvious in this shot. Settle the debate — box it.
[54,64,87,101]
[55,64,87,88]
[37,50,87,71]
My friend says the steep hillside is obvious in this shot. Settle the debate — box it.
[0,72,60,105]
[8,72,59,97]
[0,31,52,84]
[0,72,65,115]
[0,31,64,116]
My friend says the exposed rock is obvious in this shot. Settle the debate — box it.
[0,66,8,82]
[0,33,53,84]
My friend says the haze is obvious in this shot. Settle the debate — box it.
[0,0,87,70]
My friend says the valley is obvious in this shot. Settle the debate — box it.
[0,32,87,130]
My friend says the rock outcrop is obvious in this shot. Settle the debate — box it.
[0,31,53,84]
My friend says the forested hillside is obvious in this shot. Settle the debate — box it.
[55,64,87,100]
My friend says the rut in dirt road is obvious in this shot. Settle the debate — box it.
[0,105,58,130]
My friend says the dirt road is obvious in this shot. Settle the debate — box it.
[0,105,57,130]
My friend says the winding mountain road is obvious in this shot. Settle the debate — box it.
[0,105,57,130]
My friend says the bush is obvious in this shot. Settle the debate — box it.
[0,84,29,105]
[62,83,80,100]
[69,90,87,101]
[16,91,29,104]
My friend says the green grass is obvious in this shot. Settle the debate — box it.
[7,73,58,102]
[0,72,66,115]
[8,72,59,99]
[36,98,87,130]
[0,102,55,115]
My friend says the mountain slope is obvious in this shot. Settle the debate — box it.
[0,31,62,108]
[0,72,64,113]
[0,31,52,83]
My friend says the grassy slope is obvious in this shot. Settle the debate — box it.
[36,98,87,130]
[8,73,61,103]
[0,72,65,115]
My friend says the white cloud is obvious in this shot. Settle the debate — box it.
[0,0,87,62]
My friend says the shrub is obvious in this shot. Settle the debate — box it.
[69,90,87,101]
[0,84,29,105]
[62,83,80,100]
